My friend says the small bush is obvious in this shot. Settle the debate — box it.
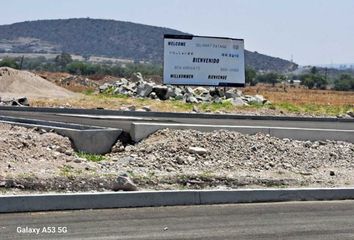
[76,152,106,162]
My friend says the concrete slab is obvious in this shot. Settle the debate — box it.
[1,105,354,122]
[2,188,354,213]
[0,116,122,154]
[57,113,150,121]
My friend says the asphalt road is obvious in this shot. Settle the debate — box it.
[1,110,353,133]
[1,201,354,240]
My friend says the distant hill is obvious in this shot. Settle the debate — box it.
[0,18,298,72]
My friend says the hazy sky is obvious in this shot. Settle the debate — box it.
[1,0,353,65]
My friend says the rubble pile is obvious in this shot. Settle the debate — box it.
[1,123,353,192]
[99,72,270,106]
[58,75,99,88]
[0,96,29,106]
[102,128,354,189]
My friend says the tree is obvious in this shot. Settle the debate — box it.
[256,72,283,86]
[65,61,87,75]
[312,74,327,89]
[310,66,318,75]
[245,67,257,86]
[65,61,102,75]
[302,76,315,89]
[334,74,354,91]
[55,52,73,69]
[299,68,328,90]
[0,58,19,69]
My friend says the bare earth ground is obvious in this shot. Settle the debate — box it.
[0,123,353,195]
[29,73,354,117]
[31,95,292,116]
[0,69,350,117]
[29,93,353,117]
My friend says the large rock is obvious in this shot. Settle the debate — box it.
[164,86,176,99]
[225,91,236,99]
[0,97,30,106]
[184,87,194,94]
[254,95,267,104]
[222,97,247,106]
[346,111,354,118]
[244,95,267,104]
[225,89,242,99]
[197,94,212,102]
[16,97,29,106]
[209,88,225,97]
[149,92,158,99]
[194,87,208,95]
[213,96,222,104]
[99,83,112,93]
[112,173,138,191]
[232,97,247,106]
[142,105,152,112]
[114,85,135,96]
[131,72,144,82]
[188,147,208,155]
[122,84,135,94]
[184,93,199,103]
[173,87,184,100]
[153,86,169,100]
[136,82,154,97]
[113,86,124,95]
[114,78,128,87]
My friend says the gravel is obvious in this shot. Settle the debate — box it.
[1,123,354,194]
[0,123,105,193]
[103,129,354,189]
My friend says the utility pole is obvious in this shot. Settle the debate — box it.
[325,67,328,81]
[19,55,24,70]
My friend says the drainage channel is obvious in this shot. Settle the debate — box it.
[0,115,122,154]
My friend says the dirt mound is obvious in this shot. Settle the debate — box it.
[105,129,354,189]
[0,67,77,98]
[0,123,91,180]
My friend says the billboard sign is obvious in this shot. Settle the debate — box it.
[163,34,245,87]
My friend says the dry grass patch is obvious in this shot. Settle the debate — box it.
[244,84,354,106]
[30,94,194,112]
[29,85,353,116]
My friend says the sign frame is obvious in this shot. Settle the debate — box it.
[163,34,245,87]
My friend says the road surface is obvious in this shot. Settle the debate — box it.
[1,201,354,239]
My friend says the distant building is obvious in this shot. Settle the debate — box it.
[288,79,301,85]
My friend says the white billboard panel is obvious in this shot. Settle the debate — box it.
[163,35,245,87]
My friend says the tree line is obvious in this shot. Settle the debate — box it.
[0,53,162,78]
[0,53,353,91]
[246,66,354,91]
